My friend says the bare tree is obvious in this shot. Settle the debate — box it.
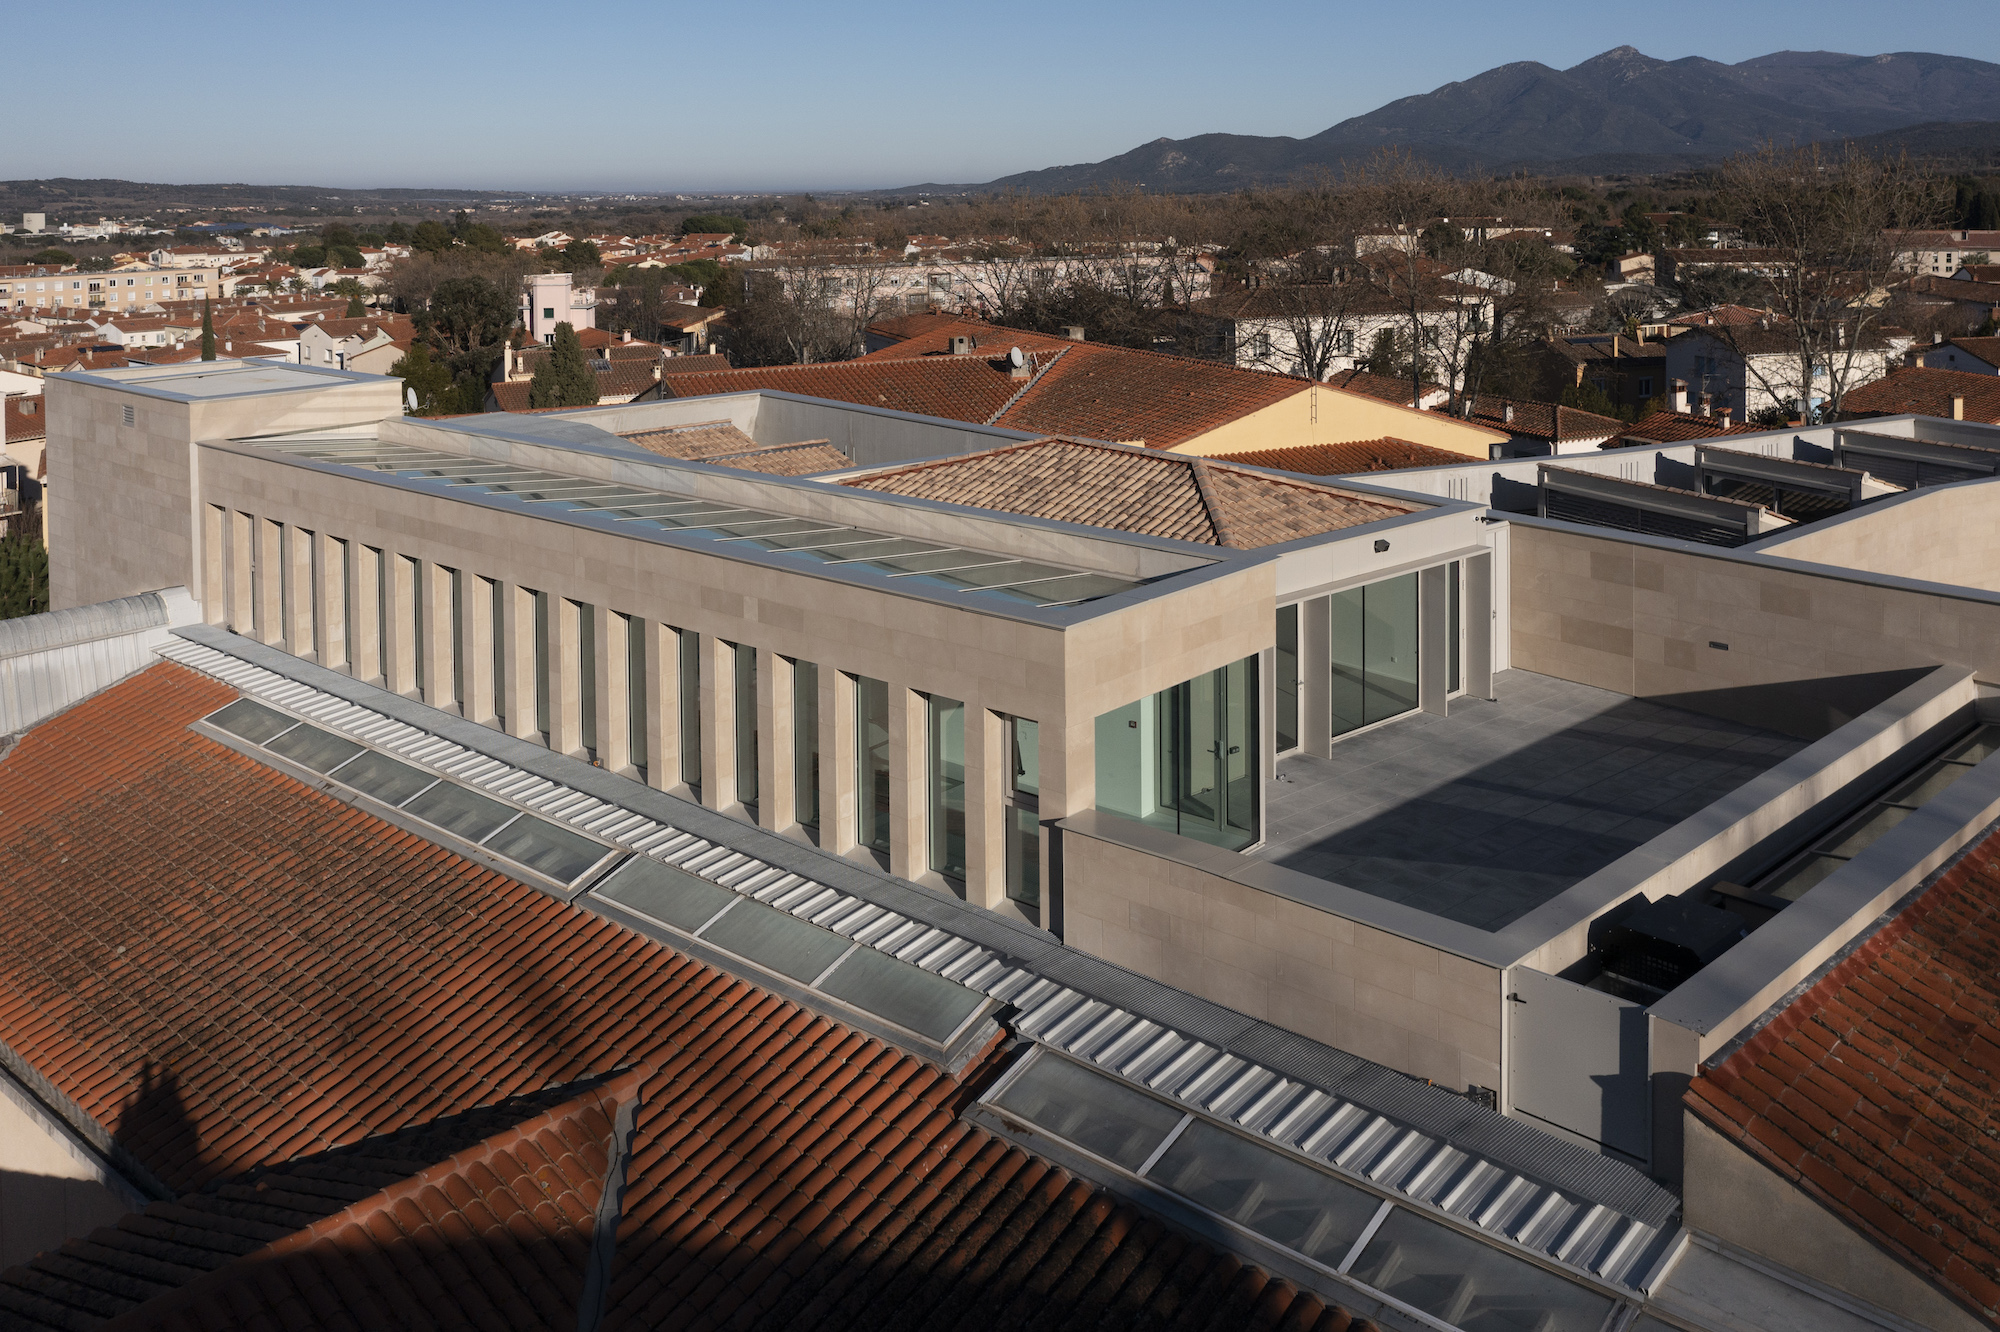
[1709,143,1949,420]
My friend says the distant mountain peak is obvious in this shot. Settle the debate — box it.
[912,48,2000,193]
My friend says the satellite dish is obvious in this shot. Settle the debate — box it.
[1008,346,1024,368]
[405,387,419,413]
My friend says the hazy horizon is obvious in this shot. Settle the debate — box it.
[9,0,1999,195]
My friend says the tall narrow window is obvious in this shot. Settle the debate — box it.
[1006,717,1040,909]
[490,579,507,728]
[928,695,965,879]
[625,614,647,774]
[856,676,890,855]
[577,601,597,757]
[531,590,551,744]
[1447,561,1462,696]
[678,628,701,788]
[304,532,320,659]
[335,538,351,671]
[446,567,464,709]
[733,643,757,807]
[1276,604,1299,753]
[372,546,388,685]
[793,660,819,830]
[279,529,292,650]
[408,558,425,700]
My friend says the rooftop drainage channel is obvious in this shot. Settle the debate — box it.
[159,627,1682,1286]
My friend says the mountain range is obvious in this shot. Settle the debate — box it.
[902,48,2000,192]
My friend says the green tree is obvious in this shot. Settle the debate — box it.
[411,219,453,254]
[0,527,49,620]
[557,238,601,271]
[1560,380,1626,421]
[528,323,600,409]
[679,214,746,237]
[383,220,412,244]
[27,247,75,266]
[200,299,217,361]
[345,293,366,318]
[78,255,115,273]
[290,245,328,267]
[389,342,455,415]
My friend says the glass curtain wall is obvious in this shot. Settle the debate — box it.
[1006,718,1040,908]
[793,660,819,830]
[1094,656,1259,851]
[1329,572,1419,739]
[856,676,891,855]
[733,643,757,807]
[678,628,701,789]
[928,696,965,879]
[1275,604,1298,753]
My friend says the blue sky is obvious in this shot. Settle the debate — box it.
[9,1,1997,193]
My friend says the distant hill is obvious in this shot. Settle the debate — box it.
[0,178,537,220]
[901,49,2000,192]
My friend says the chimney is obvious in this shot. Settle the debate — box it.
[1062,325,1085,341]
[1611,334,1619,358]
[1717,406,1733,426]
[1934,330,1945,345]
[1699,392,1713,418]
[1502,403,1515,425]
[621,329,632,343]
[1670,379,1688,413]
[947,334,972,355]
[1953,394,1967,421]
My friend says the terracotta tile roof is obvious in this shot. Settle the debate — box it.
[1459,395,1623,443]
[657,352,730,374]
[660,357,1021,428]
[858,315,1079,363]
[1839,367,2000,424]
[990,343,1306,449]
[1614,411,1754,446]
[1323,369,1447,408]
[705,441,852,476]
[619,419,759,459]
[3,395,45,443]
[1685,831,2000,1325]
[842,438,1417,548]
[864,311,984,346]
[1217,437,1474,475]
[0,663,1372,1332]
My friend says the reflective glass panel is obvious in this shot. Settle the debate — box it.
[265,721,364,773]
[1276,604,1299,752]
[207,699,297,744]
[1886,759,1973,808]
[1347,1207,1614,1332]
[992,1055,1183,1171]
[482,815,608,884]
[794,660,820,829]
[578,602,598,756]
[626,615,647,772]
[403,782,518,842]
[817,946,985,1043]
[1093,656,1259,850]
[1946,726,2000,765]
[596,856,736,931]
[857,676,891,854]
[1006,806,1041,908]
[678,627,701,788]
[698,900,852,983]
[1329,573,1422,738]
[733,642,757,806]
[1820,804,1913,858]
[1764,853,1848,902]
[929,695,966,878]
[328,750,436,806]
[1011,718,1040,798]
[1150,1120,1383,1268]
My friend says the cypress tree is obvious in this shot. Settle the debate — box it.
[200,299,217,361]
[528,323,600,409]
[345,293,366,318]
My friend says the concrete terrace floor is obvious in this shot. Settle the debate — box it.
[1257,670,1806,932]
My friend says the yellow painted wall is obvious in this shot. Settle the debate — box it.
[1169,384,1507,459]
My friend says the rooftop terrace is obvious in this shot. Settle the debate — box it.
[1258,671,1806,931]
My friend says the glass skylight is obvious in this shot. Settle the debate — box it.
[199,701,616,891]
[817,945,985,1045]
[596,856,737,931]
[981,1051,1628,1332]
[697,899,852,984]
[252,437,1143,609]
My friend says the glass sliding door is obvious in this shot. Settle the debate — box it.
[1329,572,1420,741]
[1094,656,1259,851]
[1275,604,1298,753]
[928,695,965,879]
[856,676,891,855]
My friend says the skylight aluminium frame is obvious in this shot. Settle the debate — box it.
[193,698,625,901]
[588,857,1003,1074]
[970,1046,1637,1332]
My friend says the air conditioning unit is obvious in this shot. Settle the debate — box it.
[1594,895,1746,996]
